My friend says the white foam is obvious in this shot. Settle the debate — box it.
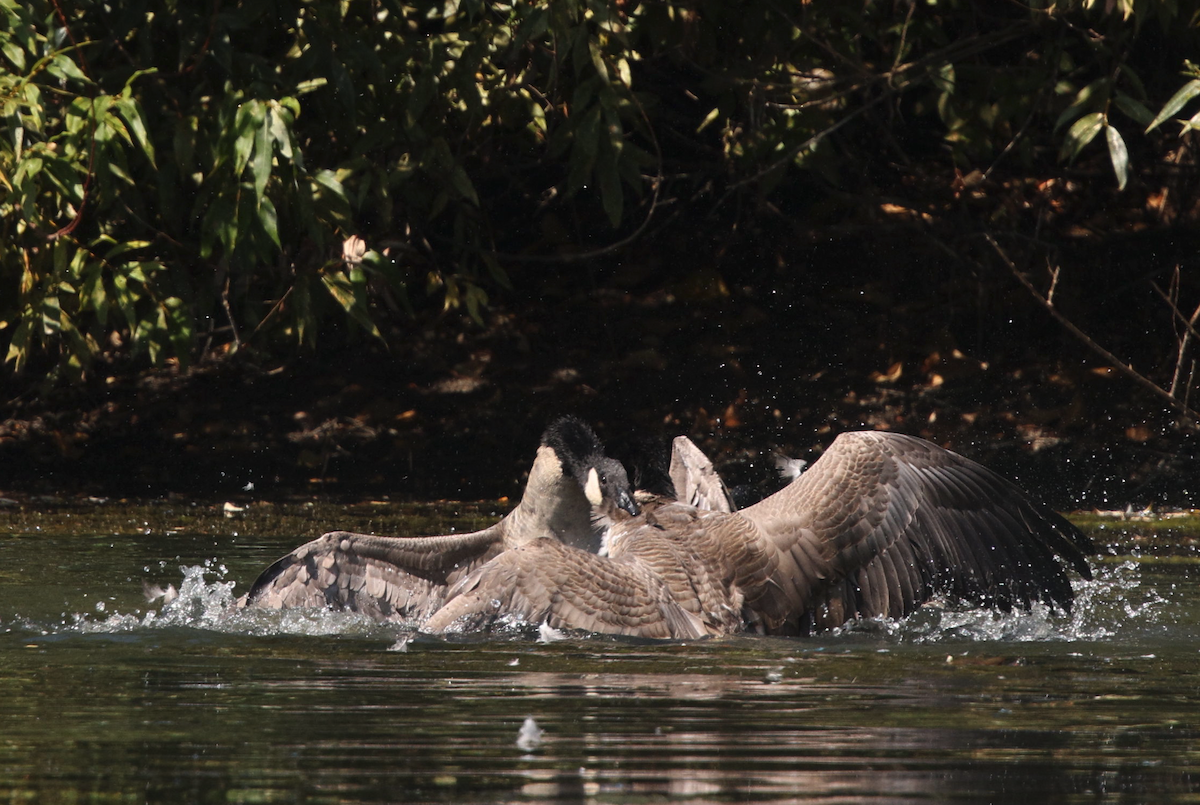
[66,563,405,640]
[836,559,1162,644]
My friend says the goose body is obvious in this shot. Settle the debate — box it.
[422,431,1094,638]
[239,417,638,623]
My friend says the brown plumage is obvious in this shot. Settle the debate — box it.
[422,431,1094,638]
[239,417,638,623]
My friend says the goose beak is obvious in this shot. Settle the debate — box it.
[616,489,640,517]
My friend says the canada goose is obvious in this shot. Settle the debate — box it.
[239,416,638,623]
[421,431,1095,639]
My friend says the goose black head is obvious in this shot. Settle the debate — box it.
[541,416,640,517]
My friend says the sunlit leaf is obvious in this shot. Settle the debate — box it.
[1054,79,1110,133]
[616,57,632,87]
[1060,112,1104,162]
[295,78,328,95]
[114,95,156,167]
[5,320,30,370]
[1105,124,1129,190]
[268,107,293,161]
[321,270,382,340]
[41,294,62,335]
[1146,78,1200,132]
[102,240,151,261]
[2,37,25,71]
[233,101,264,177]
[45,53,90,85]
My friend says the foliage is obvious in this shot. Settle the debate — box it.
[1,0,1198,383]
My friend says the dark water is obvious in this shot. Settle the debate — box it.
[2,502,1199,803]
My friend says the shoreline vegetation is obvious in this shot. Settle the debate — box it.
[4,3,1199,508]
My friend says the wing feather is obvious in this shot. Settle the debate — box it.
[240,528,504,624]
[737,431,1093,632]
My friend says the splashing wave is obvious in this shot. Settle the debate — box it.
[68,563,403,639]
[46,557,1166,644]
[833,559,1165,644]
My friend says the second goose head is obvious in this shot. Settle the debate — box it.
[515,416,639,553]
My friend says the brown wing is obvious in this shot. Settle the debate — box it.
[669,437,736,513]
[240,528,504,624]
[738,431,1094,634]
[422,538,711,639]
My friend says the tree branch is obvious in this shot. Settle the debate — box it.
[986,234,1200,426]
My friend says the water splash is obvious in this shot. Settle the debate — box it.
[838,559,1166,644]
[44,555,1173,646]
[67,563,405,640]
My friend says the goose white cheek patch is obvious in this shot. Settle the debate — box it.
[584,467,603,506]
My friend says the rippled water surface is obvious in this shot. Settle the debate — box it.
[2,501,1199,803]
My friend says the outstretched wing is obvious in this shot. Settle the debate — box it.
[422,538,711,639]
[669,436,736,513]
[739,431,1094,633]
[241,528,503,624]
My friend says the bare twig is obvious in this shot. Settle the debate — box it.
[220,274,241,351]
[986,235,1200,426]
[1150,273,1200,400]
[1046,264,1060,305]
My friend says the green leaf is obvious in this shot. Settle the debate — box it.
[1105,124,1129,190]
[114,96,156,167]
[567,107,602,194]
[5,320,30,371]
[932,63,955,95]
[258,195,281,249]
[464,283,487,326]
[1113,91,1153,128]
[163,297,192,367]
[81,264,109,326]
[598,147,623,228]
[1054,79,1110,133]
[588,40,608,81]
[290,273,315,347]
[45,52,90,86]
[1060,112,1104,162]
[2,36,25,71]
[41,294,62,335]
[233,101,264,178]
[111,273,139,331]
[1146,78,1200,132]
[449,165,478,205]
[253,113,272,206]
[320,270,382,340]
[102,240,151,261]
[268,106,293,161]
